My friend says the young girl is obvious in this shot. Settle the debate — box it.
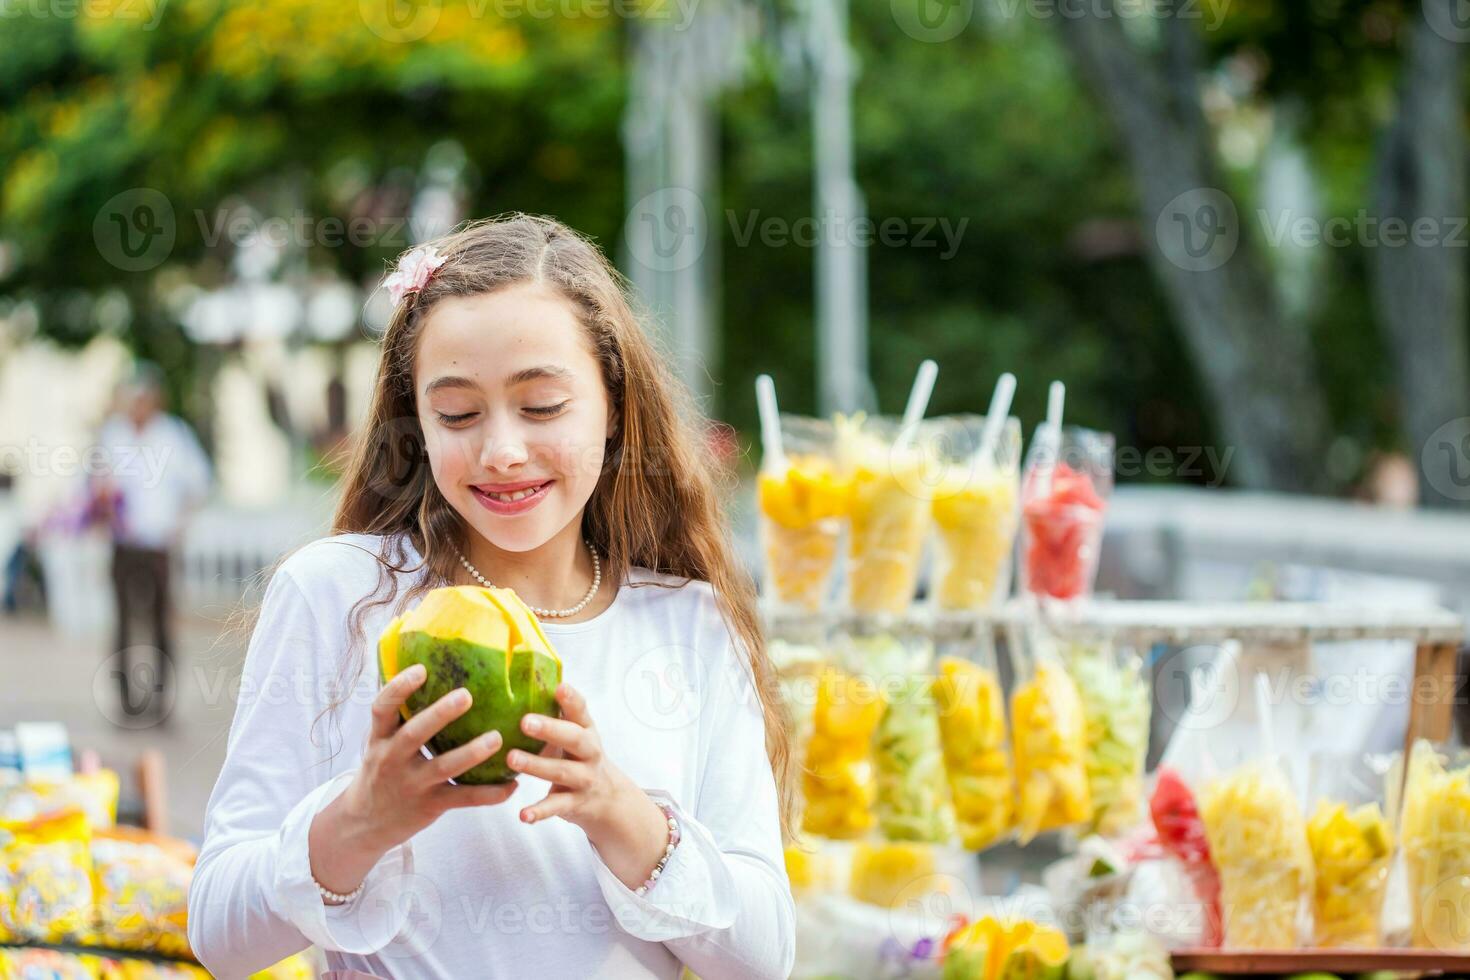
[188,215,796,979]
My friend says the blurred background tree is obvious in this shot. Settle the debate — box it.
[3,0,1466,502]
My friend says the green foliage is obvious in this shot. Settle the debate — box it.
[0,0,1434,489]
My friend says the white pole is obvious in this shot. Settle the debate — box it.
[810,0,870,416]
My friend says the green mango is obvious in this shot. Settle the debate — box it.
[380,585,562,784]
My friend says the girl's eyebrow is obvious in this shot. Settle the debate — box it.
[424,365,571,396]
[506,365,573,386]
[424,375,478,395]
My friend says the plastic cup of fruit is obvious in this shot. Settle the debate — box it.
[757,414,850,612]
[929,414,1022,612]
[1019,426,1113,602]
[839,415,940,615]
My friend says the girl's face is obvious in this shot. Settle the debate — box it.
[414,283,612,554]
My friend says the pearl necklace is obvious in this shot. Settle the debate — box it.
[457,540,602,618]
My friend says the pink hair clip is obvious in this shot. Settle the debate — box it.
[384,245,448,305]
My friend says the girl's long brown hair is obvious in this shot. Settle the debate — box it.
[331,213,795,840]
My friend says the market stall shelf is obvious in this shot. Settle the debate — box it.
[1172,947,1470,975]
[766,598,1465,756]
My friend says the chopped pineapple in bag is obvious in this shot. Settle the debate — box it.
[801,668,885,839]
[1400,739,1470,951]
[1010,658,1091,843]
[933,656,1014,850]
[1306,799,1392,947]
[1199,759,1313,950]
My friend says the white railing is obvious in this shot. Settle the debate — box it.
[32,492,334,637]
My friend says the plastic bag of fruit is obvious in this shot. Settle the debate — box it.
[801,666,885,840]
[1198,757,1313,949]
[933,641,1014,850]
[1064,640,1150,837]
[1304,751,1394,948]
[848,630,954,844]
[1008,625,1092,843]
[1398,738,1470,951]
[1148,766,1222,948]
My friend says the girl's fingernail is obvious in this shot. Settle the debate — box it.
[455,688,471,706]
[523,716,541,734]
[521,810,536,824]
[482,732,501,750]
[507,751,523,767]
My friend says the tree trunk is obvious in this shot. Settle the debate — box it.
[1368,1,1468,508]
[1054,9,1331,492]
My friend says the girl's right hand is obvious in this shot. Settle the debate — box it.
[308,663,516,897]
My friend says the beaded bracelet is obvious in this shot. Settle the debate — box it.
[316,876,365,906]
[634,802,682,897]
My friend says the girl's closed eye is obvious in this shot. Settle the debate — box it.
[524,400,570,419]
[436,410,479,426]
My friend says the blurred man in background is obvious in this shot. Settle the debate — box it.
[94,364,211,721]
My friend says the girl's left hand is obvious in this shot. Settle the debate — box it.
[509,684,671,890]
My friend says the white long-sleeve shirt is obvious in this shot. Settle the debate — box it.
[188,533,794,980]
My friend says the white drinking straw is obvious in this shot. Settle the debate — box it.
[1254,672,1276,762]
[1036,380,1066,497]
[893,359,939,455]
[974,372,1017,469]
[755,374,787,473]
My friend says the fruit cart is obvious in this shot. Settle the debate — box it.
[769,597,1468,977]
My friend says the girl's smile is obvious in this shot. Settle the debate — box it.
[470,478,555,515]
